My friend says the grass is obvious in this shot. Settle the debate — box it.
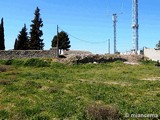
[0,59,160,119]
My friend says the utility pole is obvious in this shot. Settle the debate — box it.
[56,25,59,57]
[108,39,110,54]
[112,14,117,54]
[132,0,139,54]
[57,25,59,48]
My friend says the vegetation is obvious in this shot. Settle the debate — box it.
[14,24,29,50]
[0,59,160,119]
[52,31,71,53]
[0,18,5,50]
[156,40,160,49]
[29,7,44,50]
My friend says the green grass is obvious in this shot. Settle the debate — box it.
[0,59,160,119]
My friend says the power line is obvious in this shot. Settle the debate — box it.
[58,26,107,44]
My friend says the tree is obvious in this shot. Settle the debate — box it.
[51,31,71,53]
[14,39,18,50]
[0,18,5,50]
[29,7,44,50]
[14,24,29,50]
[156,40,160,49]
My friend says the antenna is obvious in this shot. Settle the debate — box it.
[132,0,139,54]
[106,0,124,54]
[112,12,122,54]
[112,14,117,54]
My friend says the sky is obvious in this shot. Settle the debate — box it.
[0,0,160,54]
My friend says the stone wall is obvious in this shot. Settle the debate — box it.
[0,48,58,60]
[63,50,92,55]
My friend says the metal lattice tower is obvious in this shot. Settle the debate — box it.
[132,0,139,54]
[112,14,117,54]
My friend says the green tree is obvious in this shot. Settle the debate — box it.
[51,31,71,53]
[0,18,5,50]
[156,40,160,49]
[29,7,44,50]
[14,24,29,50]
[14,39,18,50]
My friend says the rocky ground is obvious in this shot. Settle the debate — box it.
[59,52,144,65]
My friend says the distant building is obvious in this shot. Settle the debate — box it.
[144,47,160,61]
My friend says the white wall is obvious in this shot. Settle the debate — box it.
[144,48,160,61]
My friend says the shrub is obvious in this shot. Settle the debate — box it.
[156,93,160,97]
[0,66,7,72]
[4,59,14,65]
[12,59,24,66]
[0,60,6,65]
[24,58,50,67]
[0,59,24,66]
[84,104,120,120]
[140,60,156,65]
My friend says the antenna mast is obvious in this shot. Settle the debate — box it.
[132,0,139,54]
[112,14,117,54]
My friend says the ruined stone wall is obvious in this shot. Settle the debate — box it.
[0,48,58,60]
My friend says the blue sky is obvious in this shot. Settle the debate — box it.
[0,0,160,54]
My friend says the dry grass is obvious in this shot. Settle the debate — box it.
[0,66,7,72]
[84,103,120,120]
[0,80,12,85]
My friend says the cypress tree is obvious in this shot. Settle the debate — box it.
[14,24,29,50]
[0,18,5,50]
[52,31,71,53]
[29,7,44,50]
[14,39,18,50]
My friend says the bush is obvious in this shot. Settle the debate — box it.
[12,59,24,66]
[4,59,14,65]
[24,58,50,67]
[84,104,120,120]
[0,60,6,65]
[140,60,156,65]
[0,66,7,72]
[0,59,24,66]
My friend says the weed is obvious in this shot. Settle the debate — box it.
[25,81,42,89]
[141,60,156,65]
[0,80,12,85]
[12,59,24,66]
[0,66,7,72]
[14,106,42,119]
[24,58,50,67]
[51,62,66,69]
[84,103,120,120]
[156,93,160,97]
[31,115,50,120]
[4,59,14,65]
[0,110,9,119]
[5,85,19,91]
[48,86,59,93]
